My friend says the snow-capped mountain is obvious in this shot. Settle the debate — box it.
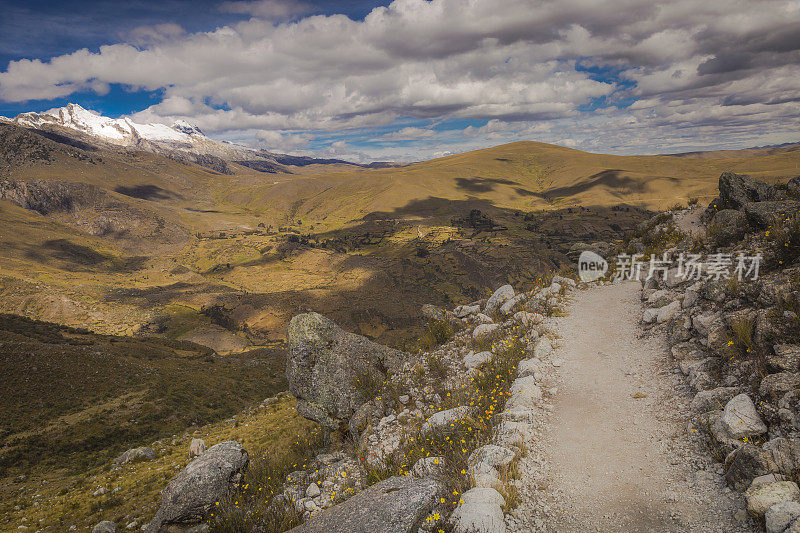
[5,103,200,146]
[1,103,386,172]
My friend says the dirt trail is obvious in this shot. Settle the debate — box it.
[509,282,752,532]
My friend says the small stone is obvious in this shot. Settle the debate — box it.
[306,483,321,498]
[92,521,117,533]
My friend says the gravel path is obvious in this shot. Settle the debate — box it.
[508,282,754,532]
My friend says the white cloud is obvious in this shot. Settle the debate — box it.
[0,0,798,159]
[381,127,436,140]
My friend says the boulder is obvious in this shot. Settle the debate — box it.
[642,308,658,324]
[505,376,542,411]
[721,394,767,439]
[463,351,493,370]
[517,358,542,379]
[766,501,800,533]
[472,323,500,341]
[189,438,206,458]
[450,487,505,533]
[746,481,800,517]
[717,171,779,210]
[288,475,443,533]
[114,447,155,465]
[421,406,471,435]
[484,285,514,315]
[710,209,750,246]
[92,522,117,533]
[656,301,682,324]
[146,441,248,532]
[286,312,407,432]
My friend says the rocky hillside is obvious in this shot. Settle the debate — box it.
[634,172,800,530]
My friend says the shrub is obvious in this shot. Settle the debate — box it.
[419,320,454,351]
[688,197,699,206]
[726,316,755,359]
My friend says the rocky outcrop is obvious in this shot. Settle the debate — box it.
[113,446,155,465]
[288,475,444,533]
[286,312,408,435]
[146,441,248,532]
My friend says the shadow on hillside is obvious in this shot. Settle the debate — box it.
[114,184,173,200]
[455,176,518,193]
[534,169,680,200]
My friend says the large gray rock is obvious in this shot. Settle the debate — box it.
[711,209,750,246]
[717,172,779,210]
[146,441,248,532]
[746,481,800,517]
[450,487,506,533]
[484,285,514,315]
[289,475,443,533]
[721,394,767,439]
[287,312,407,432]
[656,300,682,324]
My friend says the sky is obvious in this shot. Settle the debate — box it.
[0,0,799,163]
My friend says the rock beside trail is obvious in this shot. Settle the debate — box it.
[450,486,506,533]
[114,446,155,465]
[286,312,407,432]
[721,394,767,439]
[533,337,553,359]
[146,441,248,533]
[288,475,443,533]
[485,285,514,315]
[715,171,780,210]
[746,481,800,517]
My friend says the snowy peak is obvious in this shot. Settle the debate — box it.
[7,103,204,145]
[172,119,203,136]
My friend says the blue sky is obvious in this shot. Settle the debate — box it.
[1,0,798,162]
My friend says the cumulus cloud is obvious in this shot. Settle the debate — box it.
[1,0,798,158]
